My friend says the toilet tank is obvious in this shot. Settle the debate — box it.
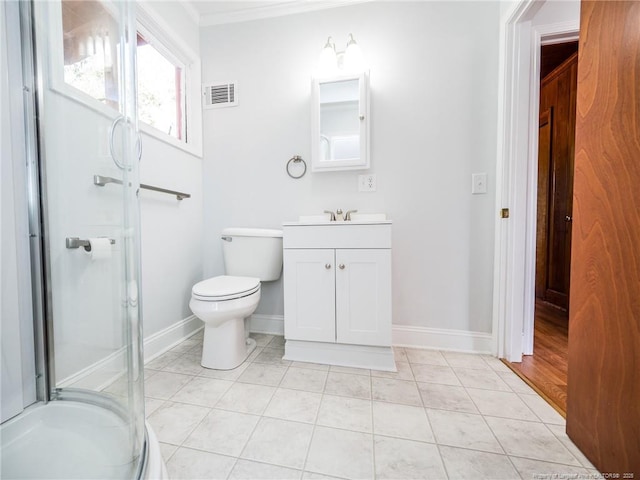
[221,228,283,281]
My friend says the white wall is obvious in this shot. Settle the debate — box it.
[136,2,203,340]
[201,1,500,337]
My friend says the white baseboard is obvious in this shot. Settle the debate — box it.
[59,315,203,391]
[143,315,203,363]
[249,314,284,336]
[392,325,493,354]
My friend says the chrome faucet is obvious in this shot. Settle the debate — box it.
[336,209,344,221]
[324,210,336,221]
[345,209,358,221]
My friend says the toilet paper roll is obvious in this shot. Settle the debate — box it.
[85,238,112,261]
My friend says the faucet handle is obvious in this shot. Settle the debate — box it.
[345,209,358,221]
[323,210,336,221]
[336,208,343,215]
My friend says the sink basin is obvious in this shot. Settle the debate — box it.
[298,214,332,223]
[349,213,387,221]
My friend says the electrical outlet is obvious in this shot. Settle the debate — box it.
[472,173,488,194]
[358,174,377,192]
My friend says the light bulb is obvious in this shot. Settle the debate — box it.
[318,36,337,76]
[344,33,365,74]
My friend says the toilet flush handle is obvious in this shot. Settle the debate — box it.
[221,236,232,242]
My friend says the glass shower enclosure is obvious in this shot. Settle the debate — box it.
[1,0,148,478]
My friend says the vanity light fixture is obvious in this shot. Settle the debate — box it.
[317,33,365,76]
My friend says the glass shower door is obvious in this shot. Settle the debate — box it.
[0,0,146,478]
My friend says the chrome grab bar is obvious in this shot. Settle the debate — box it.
[93,175,191,201]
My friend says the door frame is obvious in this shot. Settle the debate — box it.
[493,0,578,362]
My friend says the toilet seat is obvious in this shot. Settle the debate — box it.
[192,275,260,301]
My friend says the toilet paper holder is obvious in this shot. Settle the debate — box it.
[65,237,115,252]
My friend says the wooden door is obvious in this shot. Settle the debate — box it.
[567,1,640,474]
[335,249,391,347]
[536,53,578,310]
[283,249,336,342]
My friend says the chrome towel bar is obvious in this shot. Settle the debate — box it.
[93,175,191,200]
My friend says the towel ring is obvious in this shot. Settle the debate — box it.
[286,155,307,179]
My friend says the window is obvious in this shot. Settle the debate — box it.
[136,32,184,140]
[61,0,187,142]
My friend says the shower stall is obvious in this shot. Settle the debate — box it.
[1,0,163,478]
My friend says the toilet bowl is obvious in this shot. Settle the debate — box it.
[189,275,261,370]
[189,228,283,370]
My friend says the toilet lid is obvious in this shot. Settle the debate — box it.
[192,275,260,301]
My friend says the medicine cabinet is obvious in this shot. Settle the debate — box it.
[311,72,369,172]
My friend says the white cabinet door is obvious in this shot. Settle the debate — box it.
[335,249,392,346]
[283,249,336,342]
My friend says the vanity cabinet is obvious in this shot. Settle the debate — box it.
[282,222,394,370]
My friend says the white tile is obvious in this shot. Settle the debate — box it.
[316,395,373,433]
[247,346,264,362]
[144,371,194,400]
[546,424,596,468]
[171,376,233,407]
[145,352,182,371]
[485,416,581,465]
[519,394,566,425]
[166,447,236,480]
[199,361,249,381]
[280,367,328,393]
[443,351,492,370]
[497,371,536,394]
[229,459,301,480]
[467,388,539,421]
[411,364,461,386]
[159,442,177,462]
[263,388,322,424]
[216,382,276,415]
[241,417,314,470]
[267,335,286,348]
[439,445,520,479]
[481,355,513,373]
[145,398,165,418]
[170,338,200,354]
[509,456,589,478]
[250,333,275,347]
[237,363,287,387]
[329,365,370,376]
[393,346,408,363]
[370,361,414,381]
[183,408,259,456]
[305,426,373,479]
[427,409,504,454]
[254,347,291,366]
[147,401,210,445]
[302,472,346,480]
[163,353,206,375]
[453,368,512,391]
[374,436,446,480]
[372,401,434,442]
[324,372,371,400]
[418,382,479,413]
[371,377,422,406]
[404,348,448,366]
[289,361,330,372]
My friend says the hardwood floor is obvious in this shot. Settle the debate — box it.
[505,300,568,416]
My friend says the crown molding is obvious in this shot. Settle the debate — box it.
[198,0,372,27]
[180,0,202,25]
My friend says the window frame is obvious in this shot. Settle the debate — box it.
[47,0,202,158]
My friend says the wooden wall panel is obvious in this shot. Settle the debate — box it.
[567,1,640,474]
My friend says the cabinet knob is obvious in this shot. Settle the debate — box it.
[339,264,345,270]
[325,263,331,269]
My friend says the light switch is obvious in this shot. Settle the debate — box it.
[472,173,488,194]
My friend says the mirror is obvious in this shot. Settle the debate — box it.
[311,73,369,172]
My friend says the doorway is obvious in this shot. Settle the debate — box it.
[507,41,578,415]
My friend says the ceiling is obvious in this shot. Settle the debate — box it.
[184,0,371,26]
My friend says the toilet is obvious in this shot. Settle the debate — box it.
[189,228,283,370]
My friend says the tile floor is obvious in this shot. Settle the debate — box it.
[142,332,599,480]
